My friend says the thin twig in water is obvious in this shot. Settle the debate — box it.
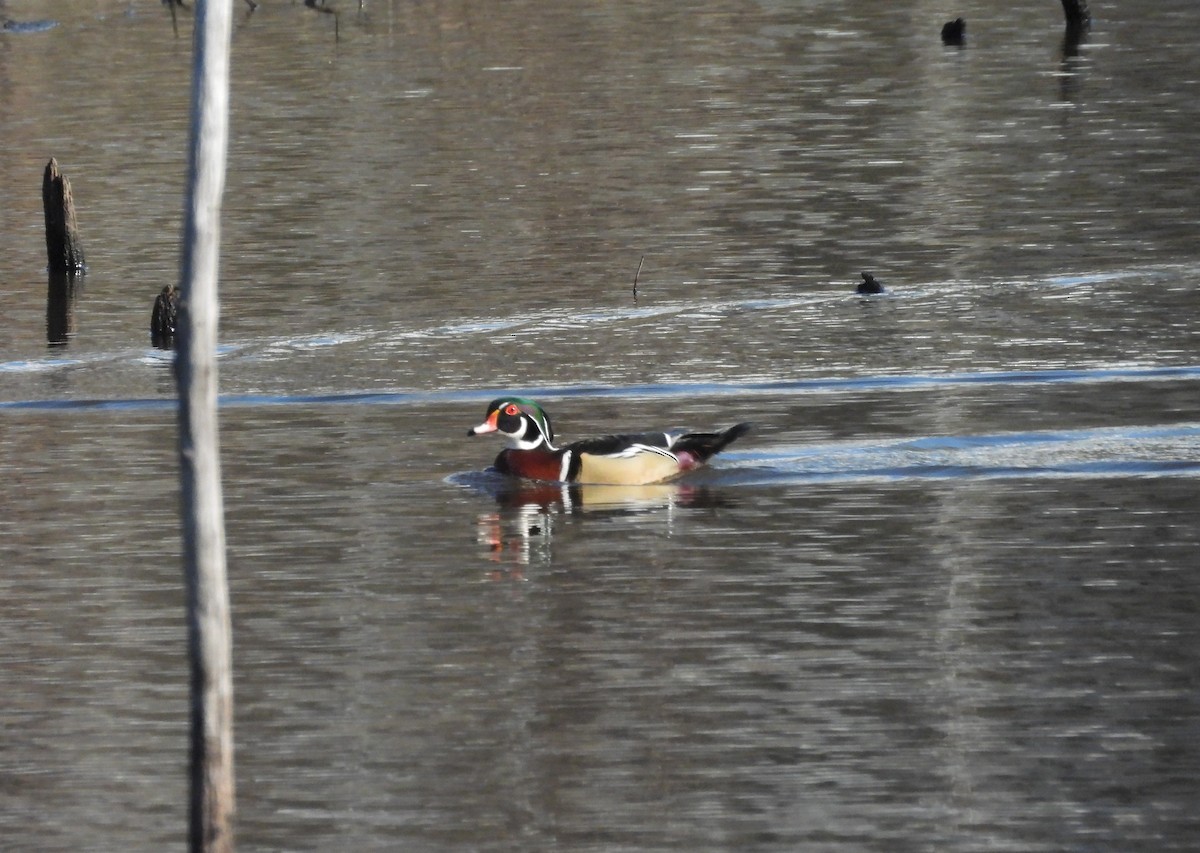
[633,255,644,303]
[305,0,340,41]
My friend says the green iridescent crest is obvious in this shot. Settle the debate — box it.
[507,397,555,444]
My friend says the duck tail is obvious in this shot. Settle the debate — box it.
[674,422,753,462]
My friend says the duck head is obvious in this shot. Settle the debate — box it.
[468,397,556,450]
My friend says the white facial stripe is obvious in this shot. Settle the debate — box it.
[506,414,549,451]
[559,450,573,482]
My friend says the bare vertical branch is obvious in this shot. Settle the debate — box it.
[176,0,236,850]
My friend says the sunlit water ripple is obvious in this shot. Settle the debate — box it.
[7,362,1197,484]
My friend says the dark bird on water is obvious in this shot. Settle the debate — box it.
[941,18,966,46]
[856,272,885,295]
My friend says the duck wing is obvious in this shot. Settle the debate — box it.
[561,424,751,485]
[559,433,678,485]
[566,432,675,456]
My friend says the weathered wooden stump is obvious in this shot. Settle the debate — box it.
[42,159,85,344]
[152,285,181,349]
[42,158,86,274]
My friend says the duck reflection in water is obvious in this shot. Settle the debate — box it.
[469,474,733,580]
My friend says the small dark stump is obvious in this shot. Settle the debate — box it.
[941,18,966,46]
[151,285,180,348]
[1062,0,1090,34]
[1061,0,1090,55]
[857,272,885,295]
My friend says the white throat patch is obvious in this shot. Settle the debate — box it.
[508,417,549,451]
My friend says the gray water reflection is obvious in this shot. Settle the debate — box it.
[4,395,1198,851]
[3,0,1200,850]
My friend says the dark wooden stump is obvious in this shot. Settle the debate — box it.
[152,285,181,349]
[1062,0,1091,31]
[1062,0,1091,53]
[42,159,85,274]
[43,159,85,344]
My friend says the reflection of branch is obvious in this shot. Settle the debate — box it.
[162,0,187,39]
[46,271,79,347]
[633,254,644,302]
[305,0,340,41]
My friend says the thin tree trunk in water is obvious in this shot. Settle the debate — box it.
[176,0,235,851]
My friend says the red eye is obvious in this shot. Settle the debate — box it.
[504,404,520,416]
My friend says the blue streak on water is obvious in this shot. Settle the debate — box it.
[0,358,85,373]
[12,384,1192,486]
[2,363,1200,412]
[719,423,1200,484]
[1,19,59,33]
[713,457,1200,485]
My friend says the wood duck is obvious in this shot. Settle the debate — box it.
[468,397,752,485]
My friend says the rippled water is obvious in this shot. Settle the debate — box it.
[2,1,1199,850]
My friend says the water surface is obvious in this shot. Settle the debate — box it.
[2,1,1199,850]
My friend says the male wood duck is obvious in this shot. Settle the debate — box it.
[468,397,752,485]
